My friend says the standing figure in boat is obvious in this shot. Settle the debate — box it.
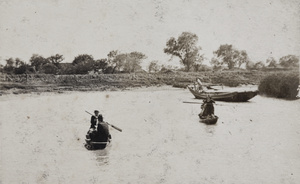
[199,95,215,118]
[90,110,103,129]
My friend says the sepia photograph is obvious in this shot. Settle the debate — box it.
[0,0,299,183]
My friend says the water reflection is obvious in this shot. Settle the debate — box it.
[202,123,216,136]
[94,144,111,166]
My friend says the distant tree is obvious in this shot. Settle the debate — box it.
[192,55,205,72]
[192,63,200,72]
[72,54,95,74]
[59,64,76,74]
[237,50,249,68]
[198,64,212,72]
[246,61,255,70]
[41,63,58,74]
[3,58,29,74]
[266,57,277,68]
[48,54,64,66]
[210,57,222,70]
[14,58,28,74]
[192,60,202,72]
[107,50,125,74]
[213,44,249,69]
[94,59,108,73]
[279,55,299,68]
[103,66,114,74]
[107,50,119,60]
[148,60,160,73]
[164,32,203,72]
[76,61,95,74]
[29,54,49,72]
[3,58,15,73]
[160,64,178,72]
[254,61,265,70]
[114,53,128,73]
[15,58,25,68]
[123,52,146,73]
[5,58,14,67]
[14,64,29,74]
[0,64,3,73]
[72,54,94,65]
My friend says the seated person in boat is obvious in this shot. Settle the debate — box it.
[199,95,215,118]
[87,122,112,149]
[90,110,103,129]
[194,78,206,92]
[96,122,111,140]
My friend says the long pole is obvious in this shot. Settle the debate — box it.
[183,101,223,106]
[183,101,202,104]
[85,111,122,132]
[297,66,300,98]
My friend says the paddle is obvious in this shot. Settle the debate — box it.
[85,111,122,132]
[183,101,202,104]
[182,101,223,106]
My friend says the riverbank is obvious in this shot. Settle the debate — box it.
[0,69,298,95]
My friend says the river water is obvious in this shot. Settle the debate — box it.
[1,86,300,184]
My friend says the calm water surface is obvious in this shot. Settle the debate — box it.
[1,87,300,184]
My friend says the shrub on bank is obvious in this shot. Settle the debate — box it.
[258,72,299,98]
[210,72,245,87]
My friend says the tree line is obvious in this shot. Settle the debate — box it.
[1,32,299,75]
[0,51,147,75]
[163,32,299,72]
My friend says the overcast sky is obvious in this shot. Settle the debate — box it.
[0,0,299,68]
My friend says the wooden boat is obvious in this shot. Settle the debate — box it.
[199,114,218,124]
[85,128,111,150]
[188,86,258,102]
[84,139,111,150]
[85,133,111,150]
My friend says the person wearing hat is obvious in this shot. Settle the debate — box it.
[90,110,103,129]
[200,95,215,117]
[88,110,111,147]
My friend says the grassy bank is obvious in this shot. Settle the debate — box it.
[0,69,298,95]
[258,71,299,99]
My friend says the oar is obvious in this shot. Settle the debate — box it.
[183,101,202,104]
[183,101,223,106]
[105,121,122,132]
[85,111,122,132]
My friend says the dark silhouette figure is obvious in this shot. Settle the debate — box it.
[90,110,103,129]
[85,110,111,150]
[199,95,215,118]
